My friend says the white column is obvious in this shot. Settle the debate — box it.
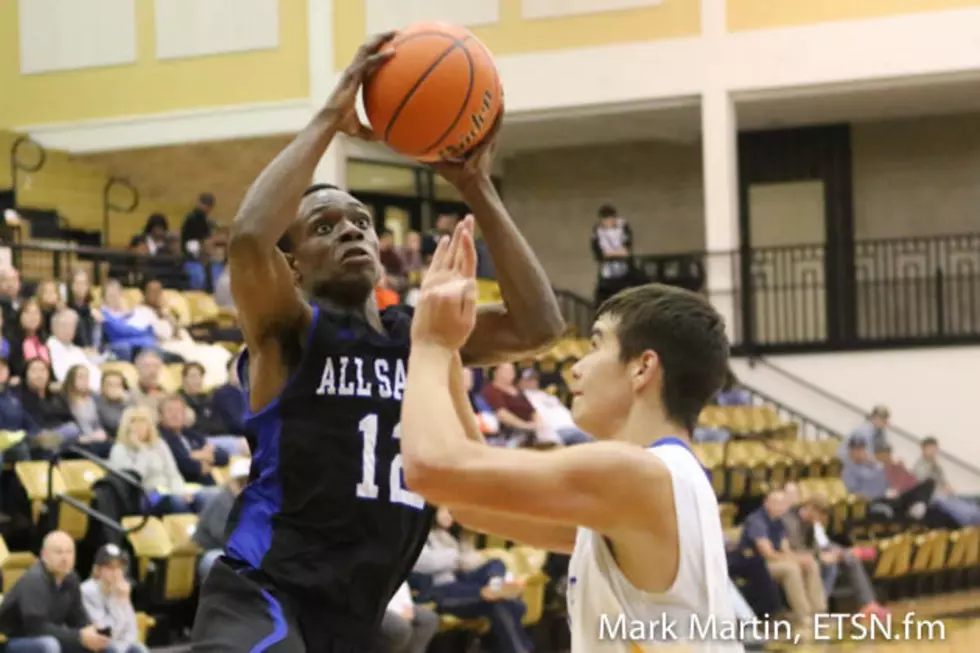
[700,88,740,342]
[307,0,347,188]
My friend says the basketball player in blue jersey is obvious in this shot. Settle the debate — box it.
[401,228,739,652]
[190,34,563,653]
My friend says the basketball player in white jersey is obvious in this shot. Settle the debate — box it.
[401,220,742,652]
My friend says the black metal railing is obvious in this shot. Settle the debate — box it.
[741,382,842,443]
[554,288,593,336]
[630,232,980,353]
[102,177,140,248]
[46,444,152,536]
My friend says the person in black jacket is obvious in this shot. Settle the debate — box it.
[0,530,111,653]
[157,394,228,485]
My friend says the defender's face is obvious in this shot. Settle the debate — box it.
[568,315,634,440]
[293,189,381,303]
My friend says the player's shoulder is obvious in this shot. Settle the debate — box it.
[646,440,710,485]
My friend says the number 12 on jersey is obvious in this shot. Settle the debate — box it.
[355,414,425,510]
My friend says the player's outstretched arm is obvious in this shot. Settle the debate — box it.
[229,32,394,347]
[445,350,576,552]
[402,225,668,540]
[432,128,565,367]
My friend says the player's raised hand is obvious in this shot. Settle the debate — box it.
[431,112,503,193]
[325,32,396,140]
[411,217,478,349]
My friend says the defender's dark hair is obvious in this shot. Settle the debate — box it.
[597,283,729,433]
[279,184,346,252]
[921,436,939,448]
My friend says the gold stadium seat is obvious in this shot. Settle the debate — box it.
[15,461,66,523]
[123,515,197,604]
[162,514,201,596]
[100,361,139,391]
[945,526,980,591]
[0,536,38,594]
[183,290,221,325]
[480,547,549,626]
[872,534,912,601]
[121,287,144,310]
[161,363,184,393]
[909,529,949,595]
[161,289,192,326]
[57,459,107,540]
[719,502,737,528]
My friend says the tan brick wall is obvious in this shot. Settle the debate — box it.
[501,140,705,297]
[852,113,980,239]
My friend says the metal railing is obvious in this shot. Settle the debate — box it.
[102,177,140,248]
[628,232,980,353]
[46,444,151,536]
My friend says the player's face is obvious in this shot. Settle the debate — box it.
[567,315,634,440]
[293,189,381,304]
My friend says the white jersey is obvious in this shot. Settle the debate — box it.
[567,439,742,653]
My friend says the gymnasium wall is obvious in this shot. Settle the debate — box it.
[852,113,980,239]
[729,348,980,493]
[0,0,309,129]
[502,140,705,297]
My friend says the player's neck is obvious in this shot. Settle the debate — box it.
[615,402,688,448]
[316,294,383,332]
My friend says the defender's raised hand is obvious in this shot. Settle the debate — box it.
[411,216,479,349]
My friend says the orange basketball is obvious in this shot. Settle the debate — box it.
[363,22,503,163]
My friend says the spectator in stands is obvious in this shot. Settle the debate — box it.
[400,230,424,284]
[413,507,532,653]
[96,371,131,439]
[590,203,637,307]
[0,266,24,341]
[375,272,401,310]
[781,489,885,617]
[0,311,9,362]
[518,368,590,446]
[193,457,251,580]
[62,365,112,457]
[738,489,826,623]
[715,370,751,406]
[183,232,226,293]
[210,356,247,437]
[129,350,165,416]
[725,532,784,623]
[19,358,79,455]
[65,269,102,351]
[379,229,407,288]
[156,233,188,289]
[841,439,931,522]
[481,363,541,447]
[47,309,103,387]
[462,366,501,442]
[181,193,215,257]
[381,581,440,653]
[135,213,169,256]
[158,394,228,486]
[10,299,50,375]
[139,279,230,382]
[34,279,62,335]
[0,530,112,653]
[99,281,158,362]
[213,266,233,310]
[0,356,33,520]
[913,437,980,526]
[81,543,147,653]
[841,405,891,457]
[109,405,201,515]
[178,362,247,456]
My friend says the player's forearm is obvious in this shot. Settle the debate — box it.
[402,344,480,492]
[232,109,342,245]
[462,178,565,348]
[451,506,576,553]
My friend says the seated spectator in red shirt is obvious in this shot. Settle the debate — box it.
[480,363,542,447]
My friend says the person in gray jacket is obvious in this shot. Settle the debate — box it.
[80,544,147,653]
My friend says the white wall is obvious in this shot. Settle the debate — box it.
[731,347,980,492]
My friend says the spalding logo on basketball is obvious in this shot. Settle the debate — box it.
[363,22,503,163]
